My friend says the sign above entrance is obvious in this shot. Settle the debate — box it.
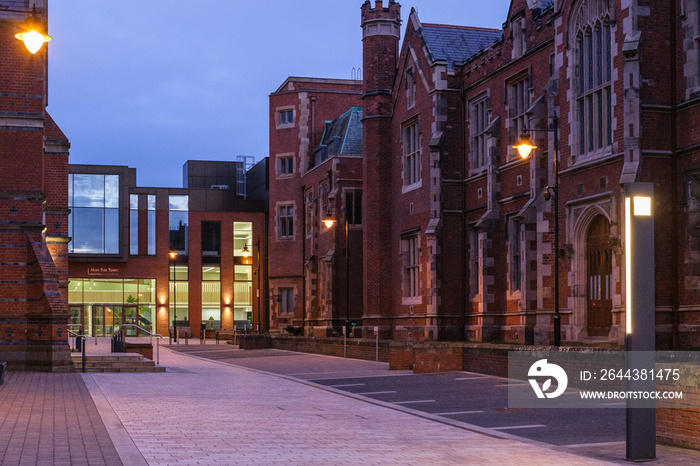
[87,267,121,276]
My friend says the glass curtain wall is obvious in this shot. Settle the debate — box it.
[233,222,253,329]
[169,195,188,255]
[169,265,189,327]
[148,194,156,255]
[130,194,138,255]
[202,266,221,330]
[169,195,189,329]
[68,174,119,254]
[130,194,157,256]
[68,278,155,337]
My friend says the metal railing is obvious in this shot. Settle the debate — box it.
[68,329,87,373]
[120,324,163,364]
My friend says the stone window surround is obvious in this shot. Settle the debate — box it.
[275,106,295,129]
[401,117,422,193]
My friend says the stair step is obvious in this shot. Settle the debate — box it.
[75,366,166,373]
[71,353,164,373]
[75,361,155,368]
[71,354,144,362]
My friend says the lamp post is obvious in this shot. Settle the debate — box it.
[323,209,351,338]
[515,113,561,347]
[2,5,52,53]
[241,240,262,334]
[169,251,178,343]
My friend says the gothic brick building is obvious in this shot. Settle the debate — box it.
[0,1,72,370]
[270,0,700,349]
[268,78,364,335]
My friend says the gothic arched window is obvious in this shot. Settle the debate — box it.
[572,0,613,157]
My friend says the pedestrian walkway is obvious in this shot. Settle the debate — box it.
[2,337,700,465]
[0,371,121,465]
[85,341,604,465]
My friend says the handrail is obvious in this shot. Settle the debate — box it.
[120,324,163,365]
[68,329,82,353]
[68,331,87,373]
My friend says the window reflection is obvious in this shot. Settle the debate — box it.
[72,208,104,253]
[169,195,189,254]
[69,174,120,254]
[130,194,138,255]
[105,175,119,208]
[72,174,105,207]
[148,195,156,255]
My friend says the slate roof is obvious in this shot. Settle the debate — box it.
[320,106,363,156]
[420,24,502,70]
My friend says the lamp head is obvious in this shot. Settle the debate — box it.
[169,251,177,260]
[14,7,51,54]
[514,133,536,159]
[241,244,252,257]
[322,213,335,229]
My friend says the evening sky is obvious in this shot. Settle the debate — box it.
[47,1,510,187]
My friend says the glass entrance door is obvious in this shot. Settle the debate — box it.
[125,306,138,335]
[91,305,123,337]
[93,305,105,337]
[69,305,82,335]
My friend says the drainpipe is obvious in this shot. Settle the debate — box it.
[301,185,307,335]
[461,92,468,341]
[670,0,680,348]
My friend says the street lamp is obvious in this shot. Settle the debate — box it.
[2,5,52,53]
[169,250,178,343]
[515,113,561,346]
[241,241,262,334]
[323,209,351,338]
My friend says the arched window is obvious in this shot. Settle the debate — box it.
[572,0,613,157]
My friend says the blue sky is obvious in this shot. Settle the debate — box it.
[48,1,510,187]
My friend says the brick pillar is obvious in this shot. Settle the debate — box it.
[361,1,400,334]
[0,3,72,371]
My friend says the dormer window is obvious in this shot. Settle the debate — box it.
[512,16,526,59]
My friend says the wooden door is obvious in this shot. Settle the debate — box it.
[587,216,612,336]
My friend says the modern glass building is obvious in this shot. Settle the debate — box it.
[67,161,268,338]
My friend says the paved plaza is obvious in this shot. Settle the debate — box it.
[1,340,700,465]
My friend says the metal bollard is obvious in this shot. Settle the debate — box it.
[78,336,86,373]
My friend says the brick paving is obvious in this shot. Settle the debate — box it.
[86,343,607,465]
[0,371,122,466]
[2,339,700,465]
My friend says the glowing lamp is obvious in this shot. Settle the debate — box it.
[241,245,252,257]
[623,186,654,337]
[322,217,335,229]
[15,29,51,54]
[513,134,536,159]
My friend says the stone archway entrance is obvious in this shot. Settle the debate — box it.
[586,215,612,336]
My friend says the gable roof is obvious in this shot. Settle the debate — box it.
[420,24,502,70]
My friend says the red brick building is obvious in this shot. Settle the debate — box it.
[0,1,72,370]
[268,78,364,335]
[269,0,700,349]
[67,161,268,341]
